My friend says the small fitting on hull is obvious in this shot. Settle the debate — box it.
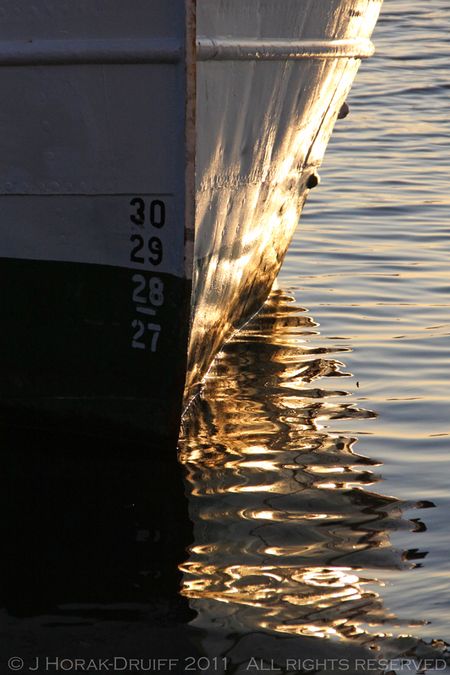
[338,101,350,119]
[306,172,320,190]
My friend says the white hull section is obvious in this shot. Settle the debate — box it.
[187,0,382,395]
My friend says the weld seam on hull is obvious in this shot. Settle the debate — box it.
[196,37,375,61]
[197,161,321,194]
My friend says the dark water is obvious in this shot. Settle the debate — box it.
[3,1,449,672]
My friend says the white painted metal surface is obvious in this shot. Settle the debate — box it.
[0,196,184,275]
[0,1,191,278]
[187,0,383,395]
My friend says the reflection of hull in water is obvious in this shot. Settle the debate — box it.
[1,431,197,664]
[180,291,448,672]
[0,0,383,444]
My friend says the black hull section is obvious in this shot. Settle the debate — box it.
[0,259,191,446]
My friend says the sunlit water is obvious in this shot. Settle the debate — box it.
[180,0,450,670]
[2,1,449,671]
[284,0,450,643]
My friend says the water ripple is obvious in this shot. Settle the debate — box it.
[180,292,448,671]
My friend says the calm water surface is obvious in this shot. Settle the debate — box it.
[180,0,450,669]
[3,1,449,671]
[285,0,450,641]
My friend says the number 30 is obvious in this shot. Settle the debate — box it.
[130,198,166,228]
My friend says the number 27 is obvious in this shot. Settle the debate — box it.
[132,320,161,352]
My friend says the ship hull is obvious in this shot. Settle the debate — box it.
[0,0,382,444]
[187,0,383,396]
[0,259,190,445]
[0,1,196,445]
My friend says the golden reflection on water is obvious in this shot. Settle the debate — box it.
[179,290,447,670]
